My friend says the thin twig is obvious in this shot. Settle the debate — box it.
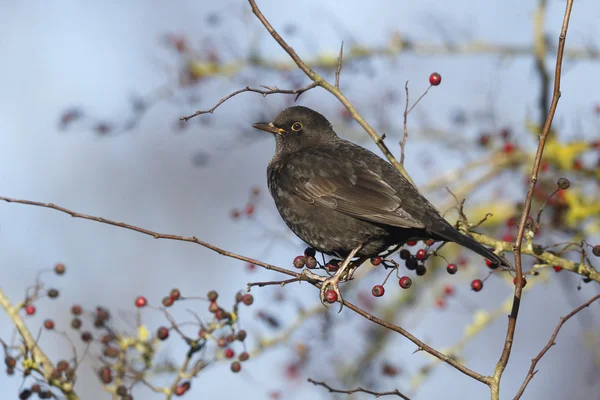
[247,277,301,289]
[335,41,344,88]
[308,378,411,399]
[401,81,409,165]
[513,294,600,400]
[491,1,574,399]
[180,83,318,121]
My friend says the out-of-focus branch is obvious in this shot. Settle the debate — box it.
[308,378,411,399]
[513,293,600,400]
[0,288,79,400]
[491,1,574,399]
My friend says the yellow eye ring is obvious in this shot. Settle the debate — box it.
[291,122,303,131]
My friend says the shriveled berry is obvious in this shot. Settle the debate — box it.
[43,319,55,330]
[399,249,411,260]
[370,256,382,266]
[98,366,112,384]
[242,294,254,306]
[471,279,483,292]
[293,255,306,269]
[162,296,174,307]
[103,346,119,358]
[415,249,426,260]
[399,276,412,289]
[224,348,235,358]
[304,247,316,258]
[170,288,181,301]
[556,177,570,190]
[239,351,250,361]
[157,326,169,340]
[135,296,147,308]
[71,318,82,330]
[230,361,241,373]
[305,256,318,269]
[54,263,66,275]
[207,290,218,302]
[324,290,338,303]
[429,72,442,86]
[371,285,385,297]
[446,263,458,275]
[56,360,69,372]
[47,288,59,299]
[175,381,190,396]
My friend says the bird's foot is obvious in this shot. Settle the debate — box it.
[298,269,326,283]
[319,245,363,312]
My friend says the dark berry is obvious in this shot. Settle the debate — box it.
[162,296,174,307]
[556,177,570,190]
[399,249,411,260]
[207,290,218,302]
[416,264,427,276]
[486,259,498,269]
[371,285,385,297]
[236,330,247,341]
[81,331,93,342]
[70,318,82,330]
[157,326,169,340]
[405,257,418,270]
[305,256,318,269]
[47,288,59,299]
[98,367,112,384]
[592,245,600,257]
[239,351,250,361]
[304,247,316,258]
[326,259,340,272]
[230,361,241,373]
[399,276,412,289]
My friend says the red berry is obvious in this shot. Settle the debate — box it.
[224,348,235,359]
[230,361,242,373]
[135,296,147,308]
[157,326,169,340]
[54,262,66,275]
[326,260,340,272]
[246,262,256,271]
[406,241,417,246]
[324,290,338,303]
[503,142,515,154]
[25,305,36,315]
[399,249,411,260]
[573,159,582,170]
[242,294,254,306]
[175,381,190,396]
[415,249,426,260]
[553,265,563,272]
[399,276,412,289]
[424,239,435,246]
[443,285,455,296]
[43,319,55,330]
[592,245,600,257]
[170,288,181,301]
[502,233,514,242]
[435,298,446,309]
[305,256,318,269]
[244,203,255,216]
[230,209,241,219]
[370,256,382,266]
[513,277,527,288]
[486,259,498,269]
[293,255,306,269]
[470,279,483,292]
[371,285,385,297]
[162,296,174,307]
[239,351,250,361]
[446,263,458,275]
[429,72,442,86]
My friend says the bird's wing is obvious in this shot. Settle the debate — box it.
[293,161,426,229]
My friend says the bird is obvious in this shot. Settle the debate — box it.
[252,106,508,304]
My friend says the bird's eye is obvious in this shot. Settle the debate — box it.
[291,122,303,132]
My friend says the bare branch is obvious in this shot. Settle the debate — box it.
[180,83,318,121]
[491,1,575,398]
[308,378,411,399]
[513,294,600,400]
[335,41,344,88]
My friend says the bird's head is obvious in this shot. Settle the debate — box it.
[252,106,338,154]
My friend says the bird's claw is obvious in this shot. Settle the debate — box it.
[319,273,345,311]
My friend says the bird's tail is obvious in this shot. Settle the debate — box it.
[431,223,509,267]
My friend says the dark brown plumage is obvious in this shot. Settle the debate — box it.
[253,106,506,266]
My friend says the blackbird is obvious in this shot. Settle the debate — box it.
[253,106,507,302]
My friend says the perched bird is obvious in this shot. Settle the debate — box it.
[253,106,507,302]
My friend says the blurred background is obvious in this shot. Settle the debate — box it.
[1,0,599,399]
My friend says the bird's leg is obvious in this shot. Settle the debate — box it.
[319,244,362,310]
[346,257,368,280]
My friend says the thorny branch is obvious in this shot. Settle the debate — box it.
[491,1,574,399]
[513,294,600,400]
